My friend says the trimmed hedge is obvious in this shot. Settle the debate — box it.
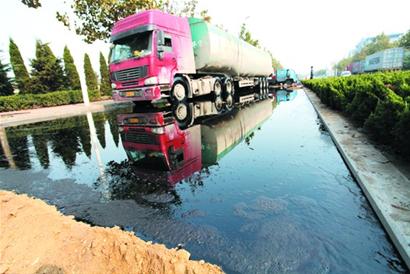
[0,90,100,112]
[303,71,410,158]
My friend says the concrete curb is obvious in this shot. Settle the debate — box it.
[0,100,132,128]
[304,89,410,269]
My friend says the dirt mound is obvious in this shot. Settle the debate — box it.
[0,191,223,274]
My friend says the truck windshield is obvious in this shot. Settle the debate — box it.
[110,31,152,63]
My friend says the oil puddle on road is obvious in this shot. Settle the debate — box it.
[0,90,406,273]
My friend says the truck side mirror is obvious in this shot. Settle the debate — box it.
[157,30,165,60]
[157,30,165,46]
[158,46,164,60]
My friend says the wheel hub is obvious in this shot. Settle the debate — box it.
[175,103,188,121]
[226,95,233,107]
[215,97,223,111]
[174,83,186,101]
[226,81,232,93]
[214,82,222,97]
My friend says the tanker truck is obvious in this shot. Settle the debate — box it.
[109,10,272,127]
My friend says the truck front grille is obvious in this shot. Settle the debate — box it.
[123,130,158,145]
[113,66,148,82]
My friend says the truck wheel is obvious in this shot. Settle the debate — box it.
[224,94,234,111]
[223,79,235,99]
[264,78,269,99]
[173,102,193,129]
[213,78,223,99]
[258,77,264,100]
[171,80,188,103]
[214,96,223,113]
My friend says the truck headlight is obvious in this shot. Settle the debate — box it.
[144,76,158,85]
[151,127,164,134]
[111,83,117,89]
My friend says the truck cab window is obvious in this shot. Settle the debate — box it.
[164,35,172,52]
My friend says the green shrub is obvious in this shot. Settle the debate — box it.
[393,110,410,158]
[364,90,406,143]
[345,89,379,125]
[0,89,100,112]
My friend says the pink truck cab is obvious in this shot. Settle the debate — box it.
[109,10,195,103]
[117,112,202,184]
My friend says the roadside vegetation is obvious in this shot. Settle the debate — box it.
[0,90,100,112]
[0,39,110,112]
[303,71,410,158]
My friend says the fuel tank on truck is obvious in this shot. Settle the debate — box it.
[189,18,272,77]
[201,99,274,166]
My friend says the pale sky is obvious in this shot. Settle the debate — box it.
[1,0,409,78]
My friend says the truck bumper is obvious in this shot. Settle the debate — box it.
[112,85,163,102]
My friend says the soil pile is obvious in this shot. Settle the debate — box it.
[0,191,223,274]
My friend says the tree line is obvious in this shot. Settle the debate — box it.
[334,30,410,73]
[0,39,111,97]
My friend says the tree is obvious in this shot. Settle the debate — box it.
[94,113,107,148]
[22,0,210,43]
[239,23,259,47]
[334,56,353,73]
[267,51,282,70]
[271,58,282,70]
[83,53,98,94]
[335,32,398,71]
[0,59,14,96]
[362,33,393,55]
[199,10,211,22]
[32,134,49,169]
[21,0,41,8]
[108,114,120,147]
[351,33,394,62]
[398,30,410,49]
[9,38,30,93]
[9,135,31,170]
[99,52,111,96]
[63,46,81,90]
[29,40,66,93]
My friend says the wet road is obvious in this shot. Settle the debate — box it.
[0,90,406,273]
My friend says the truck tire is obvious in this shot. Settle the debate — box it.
[224,94,234,111]
[223,78,235,99]
[171,79,188,103]
[264,78,269,99]
[213,78,223,99]
[258,77,265,100]
[173,102,193,129]
[213,78,223,113]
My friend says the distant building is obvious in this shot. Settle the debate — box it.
[354,33,403,53]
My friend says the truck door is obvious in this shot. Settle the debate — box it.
[157,31,177,84]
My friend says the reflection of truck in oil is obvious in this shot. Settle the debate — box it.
[109,10,272,127]
[117,99,274,185]
[275,89,297,104]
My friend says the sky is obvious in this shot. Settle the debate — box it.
[1,0,409,78]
